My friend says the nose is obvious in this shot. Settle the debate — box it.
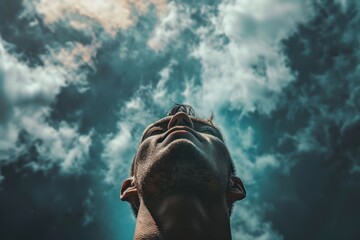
[167,112,194,129]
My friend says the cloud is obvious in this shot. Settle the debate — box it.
[175,1,318,238]
[102,61,179,184]
[30,123,92,174]
[152,59,178,103]
[50,41,100,72]
[101,92,163,184]
[334,0,360,12]
[336,0,348,11]
[1,1,358,239]
[0,39,92,175]
[148,2,193,51]
[186,0,314,114]
[244,3,360,238]
[102,121,135,184]
[100,47,287,238]
[26,0,167,36]
[82,189,96,226]
[273,1,360,175]
[232,201,283,240]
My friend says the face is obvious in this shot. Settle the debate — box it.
[133,112,233,200]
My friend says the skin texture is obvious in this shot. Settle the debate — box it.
[121,112,246,240]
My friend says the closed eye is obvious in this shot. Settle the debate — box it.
[198,126,219,137]
[143,126,165,139]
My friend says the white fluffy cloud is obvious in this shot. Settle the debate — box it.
[232,201,283,240]
[25,0,167,36]
[0,39,92,175]
[102,61,179,184]
[50,41,100,72]
[188,0,313,114]
[102,91,160,184]
[148,2,193,51]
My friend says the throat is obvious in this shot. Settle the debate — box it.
[158,195,208,233]
[136,194,231,240]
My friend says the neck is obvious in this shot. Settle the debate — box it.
[134,194,232,240]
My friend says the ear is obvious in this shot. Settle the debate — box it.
[120,177,139,204]
[227,176,246,204]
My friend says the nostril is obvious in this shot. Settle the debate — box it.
[168,112,194,129]
[184,118,190,125]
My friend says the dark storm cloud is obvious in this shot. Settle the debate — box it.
[0,161,108,240]
[0,0,93,65]
[280,0,360,178]
[239,1,360,239]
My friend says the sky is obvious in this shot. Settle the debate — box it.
[0,0,359,239]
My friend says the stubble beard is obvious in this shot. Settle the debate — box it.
[137,141,224,200]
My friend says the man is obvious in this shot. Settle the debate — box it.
[121,104,246,240]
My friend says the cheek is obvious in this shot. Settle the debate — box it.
[200,139,231,191]
[207,138,232,174]
[134,138,161,177]
[134,140,152,174]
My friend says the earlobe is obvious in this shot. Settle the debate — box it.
[227,176,246,204]
[120,177,139,204]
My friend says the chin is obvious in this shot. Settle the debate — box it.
[139,140,222,197]
[160,138,204,155]
[160,132,203,149]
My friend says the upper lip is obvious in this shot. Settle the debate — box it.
[160,126,203,142]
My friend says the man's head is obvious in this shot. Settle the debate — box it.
[121,104,246,217]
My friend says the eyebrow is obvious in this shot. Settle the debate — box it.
[141,116,224,142]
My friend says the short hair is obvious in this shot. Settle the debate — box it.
[129,104,236,216]
[167,103,196,116]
